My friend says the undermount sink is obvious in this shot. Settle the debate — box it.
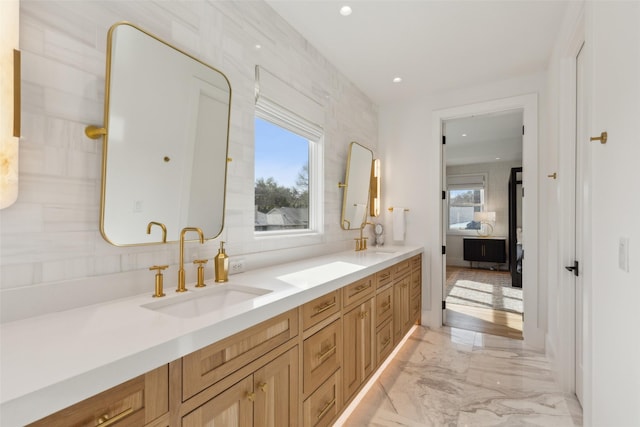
[141,284,272,318]
[372,250,397,255]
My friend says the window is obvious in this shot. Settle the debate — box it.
[447,174,486,232]
[254,117,313,232]
[254,66,323,234]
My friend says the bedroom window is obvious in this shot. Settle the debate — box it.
[447,174,487,232]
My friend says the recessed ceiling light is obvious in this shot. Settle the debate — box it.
[255,44,262,49]
[392,77,402,83]
[340,5,352,16]
[462,133,467,137]
[495,157,501,160]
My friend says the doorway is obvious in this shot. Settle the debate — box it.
[442,111,524,339]
[433,93,542,348]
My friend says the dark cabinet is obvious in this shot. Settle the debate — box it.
[463,238,506,264]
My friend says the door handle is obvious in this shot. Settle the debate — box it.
[565,261,579,277]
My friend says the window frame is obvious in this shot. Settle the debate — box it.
[446,173,488,235]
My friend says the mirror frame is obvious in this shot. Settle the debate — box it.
[340,141,374,230]
[88,22,232,246]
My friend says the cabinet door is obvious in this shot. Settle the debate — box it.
[253,347,299,427]
[342,299,374,403]
[393,276,411,344]
[181,376,253,427]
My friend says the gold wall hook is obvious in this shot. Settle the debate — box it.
[547,172,557,179]
[590,131,607,144]
[338,182,347,188]
[85,125,107,139]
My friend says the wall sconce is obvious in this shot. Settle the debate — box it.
[474,211,496,237]
[1,0,20,210]
[369,158,380,217]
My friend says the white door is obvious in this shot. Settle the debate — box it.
[573,42,587,405]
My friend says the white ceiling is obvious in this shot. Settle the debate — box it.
[266,0,569,106]
[445,110,523,166]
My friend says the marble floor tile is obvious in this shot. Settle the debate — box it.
[342,326,582,427]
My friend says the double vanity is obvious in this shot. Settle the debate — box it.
[1,246,423,426]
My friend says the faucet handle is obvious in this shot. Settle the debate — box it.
[149,265,169,297]
[193,259,208,288]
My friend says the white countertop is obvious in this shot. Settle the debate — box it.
[0,245,422,426]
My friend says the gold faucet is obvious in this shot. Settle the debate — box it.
[355,222,374,251]
[146,221,167,243]
[177,227,204,292]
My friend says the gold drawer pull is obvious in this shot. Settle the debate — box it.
[317,345,337,362]
[246,391,256,402]
[381,337,391,348]
[258,382,268,392]
[359,311,369,319]
[352,283,370,296]
[96,407,134,426]
[316,398,336,420]
[314,301,336,314]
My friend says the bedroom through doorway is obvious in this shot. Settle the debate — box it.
[442,110,524,340]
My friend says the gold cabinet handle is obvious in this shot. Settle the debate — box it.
[96,407,134,426]
[316,398,336,420]
[258,382,268,392]
[314,301,336,314]
[359,310,369,319]
[317,345,337,362]
[246,391,256,402]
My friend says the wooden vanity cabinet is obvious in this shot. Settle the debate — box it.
[28,255,423,427]
[27,364,169,427]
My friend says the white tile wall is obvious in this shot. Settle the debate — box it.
[0,0,378,322]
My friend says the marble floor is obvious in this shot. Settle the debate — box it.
[342,326,583,426]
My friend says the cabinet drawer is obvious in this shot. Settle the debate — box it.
[393,259,411,279]
[303,319,342,396]
[28,365,169,427]
[375,287,393,327]
[342,275,374,308]
[410,268,421,298]
[376,319,393,364]
[182,309,298,400]
[303,370,341,427]
[302,290,341,330]
[375,267,393,289]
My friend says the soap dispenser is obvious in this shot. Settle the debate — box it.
[214,241,229,283]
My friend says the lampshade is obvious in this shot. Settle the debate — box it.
[473,211,496,223]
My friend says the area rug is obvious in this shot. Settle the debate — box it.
[445,267,523,314]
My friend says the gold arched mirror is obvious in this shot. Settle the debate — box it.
[340,142,373,230]
[88,22,232,246]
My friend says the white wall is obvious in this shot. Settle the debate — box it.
[545,1,640,425]
[0,1,378,322]
[587,1,640,425]
[446,160,522,268]
[379,72,547,340]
